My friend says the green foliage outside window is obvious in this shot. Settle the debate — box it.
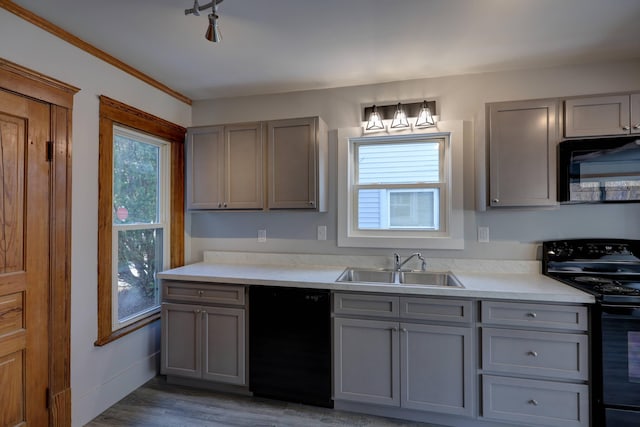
[113,134,163,321]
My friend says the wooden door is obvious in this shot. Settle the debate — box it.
[0,89,50,426]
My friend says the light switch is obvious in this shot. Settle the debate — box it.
[478,226,490,243]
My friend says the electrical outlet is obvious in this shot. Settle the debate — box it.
[478,226,490,243]
[257,229,267,242]
[317,225,327,241]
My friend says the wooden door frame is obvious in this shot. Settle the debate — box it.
[0,58,76,427]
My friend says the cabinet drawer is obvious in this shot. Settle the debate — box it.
[400,297,473,324]
[482,375,589,427]
[162,281,245,306]
[482,328,588,380]
[333,293,399,318]
[481,301,588,331]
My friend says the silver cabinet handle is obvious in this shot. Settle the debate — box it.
[528,351,538,357]
[623,125,631,130]
[308,201,315,206]
[492,198,499,203]
[528,399,539,406]
[198,290,204,296]
[194,309,201,313]
[527,312,537,318]
[634,124,640,129]
[217,203,222,208]
[391,327,398,332]
[223,203,227,208]
[401,328,408,333]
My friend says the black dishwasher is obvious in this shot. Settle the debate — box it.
[249,286,333,408]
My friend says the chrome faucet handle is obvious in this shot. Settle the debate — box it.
[393,252,401,270]
[417,254,427,271]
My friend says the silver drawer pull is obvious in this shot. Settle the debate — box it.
[198,290,204,296]
[623,125,631,131]
[391,327,398,332]
[528,351,538,357]
[526,312,537,318]
[401,328,408,333]
[528,399,539,406]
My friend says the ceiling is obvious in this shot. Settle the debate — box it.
[10,0,640,101]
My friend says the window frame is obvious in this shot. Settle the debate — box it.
[337,121,465,249]
[111,125,170,330]
[96,95,185,346]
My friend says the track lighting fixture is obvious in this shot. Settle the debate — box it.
[185,0,224,42]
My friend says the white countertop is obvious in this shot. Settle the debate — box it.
[158,261,595,304]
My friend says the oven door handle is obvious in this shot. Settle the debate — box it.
[601,305,640,317]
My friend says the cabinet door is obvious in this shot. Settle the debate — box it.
[631,93,640,134]
[267,117,317,209]
[202,306,246,385]
[488,99,558,207]
[565,95,630,137]
[186,126,225,209]
[400,322,473,416]
[161,303,201,378]
[225,123,264,209]
[333,318,400,406]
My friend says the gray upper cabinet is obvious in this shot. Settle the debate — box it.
[564,93,640,137]
[267,117,328,211]
[487,99,559,207]
[186,123,264,210]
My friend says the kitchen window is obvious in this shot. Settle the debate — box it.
[112,126,169,329]
[337,122,464,249]
[96,96,185,346]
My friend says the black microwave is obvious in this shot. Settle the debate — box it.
[558,135,640,203]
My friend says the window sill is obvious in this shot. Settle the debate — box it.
[94,311,160,347]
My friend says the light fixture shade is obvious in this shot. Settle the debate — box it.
[390,103,409,129]
[415,101,435,127]
[205,13,222,42]
[366,105,384,130]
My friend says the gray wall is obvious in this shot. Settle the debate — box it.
[188,59,640,262]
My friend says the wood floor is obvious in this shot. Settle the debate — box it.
[86,376,437,427]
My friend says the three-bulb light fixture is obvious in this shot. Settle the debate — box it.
[185,0,224,42]
[364,100,436,132]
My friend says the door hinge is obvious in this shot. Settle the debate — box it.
[46,141,54,162]
[45,387,50,409]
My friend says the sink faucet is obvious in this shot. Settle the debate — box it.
[393,252,427,272]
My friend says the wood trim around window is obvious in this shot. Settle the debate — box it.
[96,95,185,346]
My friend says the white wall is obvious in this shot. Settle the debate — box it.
[189,60,640,262]
[0,10,191,426]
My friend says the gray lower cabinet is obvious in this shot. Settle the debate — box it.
[480,301,589,427]
[161,282,246,386]
[333,293,473,417]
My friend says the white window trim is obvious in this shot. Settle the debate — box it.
[111,125,171,330]
[337,120,464,249]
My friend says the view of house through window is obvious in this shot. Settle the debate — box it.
[112,126,170,328]
[355,140,443,231]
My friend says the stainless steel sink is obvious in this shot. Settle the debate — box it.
[335,268,396,283]
[336,268,463,288]
[398,271,463,287]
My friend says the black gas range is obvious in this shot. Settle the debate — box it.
[543,239,640,427]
